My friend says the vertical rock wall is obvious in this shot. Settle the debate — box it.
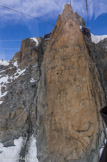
[37,4,105,162]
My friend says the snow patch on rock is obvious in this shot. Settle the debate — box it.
[0,75,9,104]
[0,91,8,98]
[13,61,18,68]
[30,78,37,83]
[13,69,26,79]
[80,25,82,30]
[0,137,23,162]
[100,146,104,157]
[31,38,39,46]
[0,76,9,85]
[0,60,26,104]
[25,136,38,162]
[0,101,3,105]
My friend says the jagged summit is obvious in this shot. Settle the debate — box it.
[50,4,85,47]
[60,4,85,26]
[62,4,74,18]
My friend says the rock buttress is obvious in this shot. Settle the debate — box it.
[84,34,107,103]
[0,37,46,148]
[37,4,105,162]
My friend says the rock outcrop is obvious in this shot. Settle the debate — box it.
[0,37,47,160]
[37,4,105,162]
[84,35,107,103]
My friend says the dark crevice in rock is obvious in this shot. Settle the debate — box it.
[18,38,47,161]
[35,39,48,121]
[19,111,33,162]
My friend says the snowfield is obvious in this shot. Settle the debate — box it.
[91,34,107,44]
[0,136,38,162]
[0,60,9,66]
[0,137,23,162]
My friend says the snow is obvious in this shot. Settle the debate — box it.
[100,146,104,157]
[0,60,9,66]
[13,61,18,68]
[45,38,50,41]
[0,137,23,162]
[25,136,38,162]
[0,136,39,162]
[0,101,3,105]
[99,139,107,157]
[0,70,5,74]
[91,34,107,44]
[31,38,39,46]
[80,25,82,30]
[0,66,26,105]
[0,75,9,104]
[9,68,26,80]
[0,75,9,89]
[14,69,26,79]
[30,78,37,83]
[0,91,8,98]
[0,76,9,84]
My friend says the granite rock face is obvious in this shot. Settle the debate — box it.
[36,4,105,162]
[0,4,106,162]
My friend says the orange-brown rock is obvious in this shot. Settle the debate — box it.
[13,37,44,69]
[37,4,105,162]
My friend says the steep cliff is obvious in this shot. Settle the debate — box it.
[84,34,107,103]
[0,3,106,162]
[37,4,105,162]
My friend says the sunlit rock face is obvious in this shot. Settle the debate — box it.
[37,4,105,162]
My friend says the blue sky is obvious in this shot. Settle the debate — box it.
[0,0,107,60]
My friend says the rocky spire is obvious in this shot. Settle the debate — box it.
[36,4,105,162]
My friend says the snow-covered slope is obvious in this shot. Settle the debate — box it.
[0,60,26,105]
[0,36,44,162]
[91,34,107,44]
[0,136,38,162]
[0,60,9,66]
[0,59,39,161]
[0,137,23,162]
